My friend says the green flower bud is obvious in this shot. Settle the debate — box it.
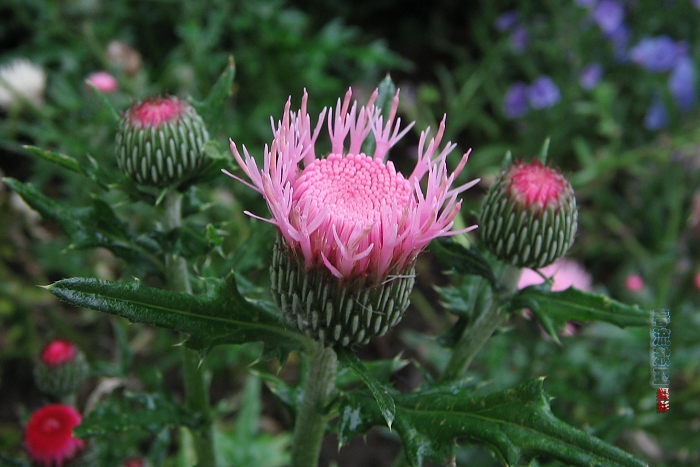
[479,160,577,268]
[34,340,89,398]
[115,96,209,187]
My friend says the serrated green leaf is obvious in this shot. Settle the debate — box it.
[194,57,236,134]
[430,237,500,291]
[75,391,200,438]
[510,286,649,340]
[3,178,163,271]
[339,378,647,467]
[337,349,396,430]
[46,273,310,359]
[22,146,113,189]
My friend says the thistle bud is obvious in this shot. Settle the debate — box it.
[115,96,209,187]
[34,340,89,398]
[479,159,577,268]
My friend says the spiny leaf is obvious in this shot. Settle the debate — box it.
[3,178,162,271]
[194,56,236,134]
[509,286,648,341]
[337,349,396,430]
[339,378,647,467]
[75,392,199,438]
[22,146,113,189]
[430,237,500,291]
[46,273,310,359]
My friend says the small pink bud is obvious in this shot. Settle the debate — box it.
[35,340,89,397]
[25,404,85,467]
[694,271,700,291]
[86,71,118,93]
[624,274,644,292]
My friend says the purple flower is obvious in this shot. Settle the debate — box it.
[669,56,696,111]
[606,25,630,62]
[694,0,700,10]
[503,82,530,118]
[495,11,519,32]
[630,36,686,72]
[575,0,598,8]
[510,26,529,53]
[528,76,561,109]
[580,63,603,90]
[592,0,624,34]
[644,99,668,130]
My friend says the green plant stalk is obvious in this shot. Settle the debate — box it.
[164,189,216,467]
[440,264,522,383]
[291,341,338,467]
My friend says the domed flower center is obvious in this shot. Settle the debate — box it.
[130,98,184,127]
[293,154,412,226]
[509,163,566,208]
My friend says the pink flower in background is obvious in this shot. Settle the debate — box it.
[694,271,700,291]
[518,258,592,292]
[24,405,85,467]
[624,274,644,292]
[226,88,478,284]
[86,71,118,93]
[40,339,78,366]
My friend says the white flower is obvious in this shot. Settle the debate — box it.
[0,59,46,110]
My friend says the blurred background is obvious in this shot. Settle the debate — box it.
[1,0,699,465]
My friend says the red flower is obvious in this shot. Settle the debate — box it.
[25,404,85,467]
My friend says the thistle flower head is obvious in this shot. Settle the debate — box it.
[25,404,85,467]
[227,88,478,345]
[480,159,577,268]
[115,96,209,187]
[34,340,89,398]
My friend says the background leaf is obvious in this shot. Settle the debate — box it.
[430,237,500,291]
[338,378,648,467]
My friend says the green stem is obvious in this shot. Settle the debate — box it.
[291,341,338,467]
[164,189,216,467]
[440,264,522,383]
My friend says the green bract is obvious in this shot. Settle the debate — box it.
[115,96,210,187]
[271,237,414,346]
[479,160,577,268]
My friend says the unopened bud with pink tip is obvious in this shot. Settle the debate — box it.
[479,159,577,268]
[34,340,89,398]
[115,96,209,187]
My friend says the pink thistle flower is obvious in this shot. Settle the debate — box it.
[85,71,118,93]
[34,340,89,397]
[25,404,85,467]
[226,88,478,345]
[226,88,477,283]
[624,274,645,292]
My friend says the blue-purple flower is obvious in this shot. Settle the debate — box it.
[607,24,630,62]
[510,26,529,53]
[630,36,687,73]
[503,82,530,118]
[592,0,624,34]
[580,63,603,90]
[495,11,519,32]
[644,99,668,130]
[575,0,597,8]
[669,56,696,111]
[528,76,561,109]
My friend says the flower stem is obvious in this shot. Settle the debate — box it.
[164,189,216,467]
[440,265,522,383]
[291,341,338,467]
